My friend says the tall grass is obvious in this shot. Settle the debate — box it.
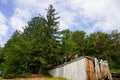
[41,77,66,80]
[9,77,66,80]
[0,77,2,80]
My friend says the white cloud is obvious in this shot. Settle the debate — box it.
[0,36,6,47]
[10,7,30,32]
[0,24,8,36]
[0,11,8,46]
[0,11,8,36]
[52,0,120,32]
[10,0,55,31]
[9,0,120,33]
[0,11,7,24]
[59,10,77,30]
[10,16,26,32]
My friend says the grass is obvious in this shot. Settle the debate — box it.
[111,68,120,73]
[0,77,2,80]
[41,77,66,80]
[2,77,67,80]
[0,74,66,80]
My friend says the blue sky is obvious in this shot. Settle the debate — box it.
[0,0,120,47]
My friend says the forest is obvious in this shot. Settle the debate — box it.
[0,5,120,78]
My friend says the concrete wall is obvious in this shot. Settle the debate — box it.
[49,56,113,80]
[49,57,86,80]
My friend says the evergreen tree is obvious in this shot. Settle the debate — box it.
[61,29,78,59]
[2,31,27,78]
[71,30,86,56]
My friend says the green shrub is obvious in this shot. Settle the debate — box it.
[3,74,15,79]
[18,72,31,78]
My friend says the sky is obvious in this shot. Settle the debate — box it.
[0,0,120,47]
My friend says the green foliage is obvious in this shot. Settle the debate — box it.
[0,48,4,64]
[61,29,78,57]
[0,5,62,78]
[2,31,27,78]
[71,30,86,56]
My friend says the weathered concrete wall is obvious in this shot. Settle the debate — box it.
[49,56,113,80]
[49,57,86,80]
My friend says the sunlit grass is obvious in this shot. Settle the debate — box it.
[0,77,2,80]
[111,69,120,72]
[12,77,66,80]
[41,77,66,80]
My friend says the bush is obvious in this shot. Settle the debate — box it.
[3,74,15,79]
[18,72,31,78]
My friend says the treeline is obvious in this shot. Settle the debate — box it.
[0,5,120,78]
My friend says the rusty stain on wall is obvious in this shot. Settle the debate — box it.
[86,57,113,80]
[86,58,96,80]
